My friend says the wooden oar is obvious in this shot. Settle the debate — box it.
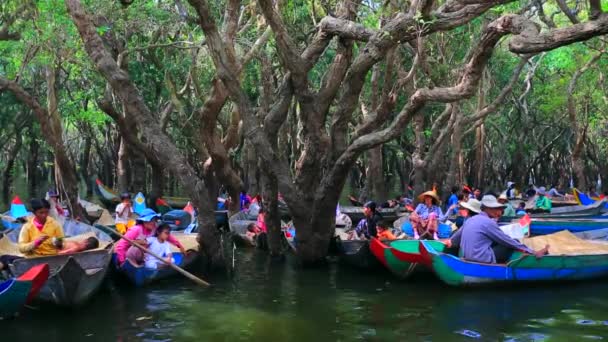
[110,229,210,287]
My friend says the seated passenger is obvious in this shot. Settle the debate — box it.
[115,193,134,234]
[498,194,516,217]
[410,191,452,240]
[115,209,185,266]
[534,188,552,213]
[355,201,382,240]
[19,199,65,256]
[453,199,481,229]
[376,221,400,241]
[446,195,549,263]
[144,224,174,269]
[515,202,527,216]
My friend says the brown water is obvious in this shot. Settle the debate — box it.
[3,249,608,341]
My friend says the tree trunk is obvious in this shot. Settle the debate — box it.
[367,146,386,201]
[80,133,93,198]
[3,133,22,204]
[130,145,147,193]
[474,123,485,187]
[116,137,128,192]
[27,129,39,198]
[261,170,282,256]
[150,163,164,199]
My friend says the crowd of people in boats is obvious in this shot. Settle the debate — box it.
[0,190,189,279]
[345,182,607,266]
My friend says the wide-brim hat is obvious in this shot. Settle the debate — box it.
[137,208,160,222]
[481,195,506,209]
[418,190,440,204]
[460,199,481,214]
[537,187,546,195]
[498,194,508,201]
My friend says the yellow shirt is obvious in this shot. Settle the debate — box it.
[18,216,64,256]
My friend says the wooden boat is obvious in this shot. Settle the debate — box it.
[419,231,608,286]
[95,179,189,209]
[573,188,608,213]
[0,264,49,318]
[370,238,445,279]
[529,218,608,235]
[339,205,401,225]
[335,238,381,269]
[5,220,114,306]
[78,198,104,221]
[9,246,113,306]
[500,199,606,222]
[115,232,199,286]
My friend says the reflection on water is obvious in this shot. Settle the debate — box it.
[3,249,608,341]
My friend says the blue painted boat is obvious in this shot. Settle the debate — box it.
[419,237,608,286]
[114,233,200,286]
[0,264,49,318]
[530,218,608,235]
[574,188,608,212]
[116,251,197,286]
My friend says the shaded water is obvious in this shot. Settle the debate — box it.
[3,249,608,341]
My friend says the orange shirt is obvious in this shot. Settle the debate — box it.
[377,229,397,240]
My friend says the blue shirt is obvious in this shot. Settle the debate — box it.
[414,203,448,222]
[447,194,458,215]
[355,213,382,239]
[450,212,534,263]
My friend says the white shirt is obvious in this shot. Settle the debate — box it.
[115,203,132,224]
[144,237,172,269]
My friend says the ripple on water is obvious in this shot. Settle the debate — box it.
[454,329,482,339]
[503,332,549,342]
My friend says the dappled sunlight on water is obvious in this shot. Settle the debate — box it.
[2,249,608,341]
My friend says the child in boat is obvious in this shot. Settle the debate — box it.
[115,193,134,234]
[58,237,100,255]
[144,224,174,269]
[18,199,65,256]
[115,208,185,266]
[376,221,400,241]
[516,202,526,216]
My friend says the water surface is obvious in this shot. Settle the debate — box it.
[3,249,608,341]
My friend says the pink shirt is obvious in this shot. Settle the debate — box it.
[257,213,267,233]
[115,224,183,264]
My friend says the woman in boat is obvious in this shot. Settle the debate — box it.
[533,187,552,213]
[505,181,516,199]
[115,209,185,266]
[453,199,481,229]
[144,224,174,269]
[446,186,459,216]
[410,191,452,240]
[47,189,67,220]
[18,199,65,256]
[498,194,516,217]
[355,201,382,240]
[256,207,267,233]
[240,190,252,211]
[515,202,527,216]
[115,193,134,234]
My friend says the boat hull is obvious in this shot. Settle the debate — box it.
[116,251,199,287]
[370,238,445,279]
[336,239,381,269]
[10,248,113,306]
[420,241,608,286]
[530,219,608,235]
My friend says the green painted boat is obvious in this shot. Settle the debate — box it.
[420,239,608,287]
[370,238,445,279]
[0,264,49,318]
